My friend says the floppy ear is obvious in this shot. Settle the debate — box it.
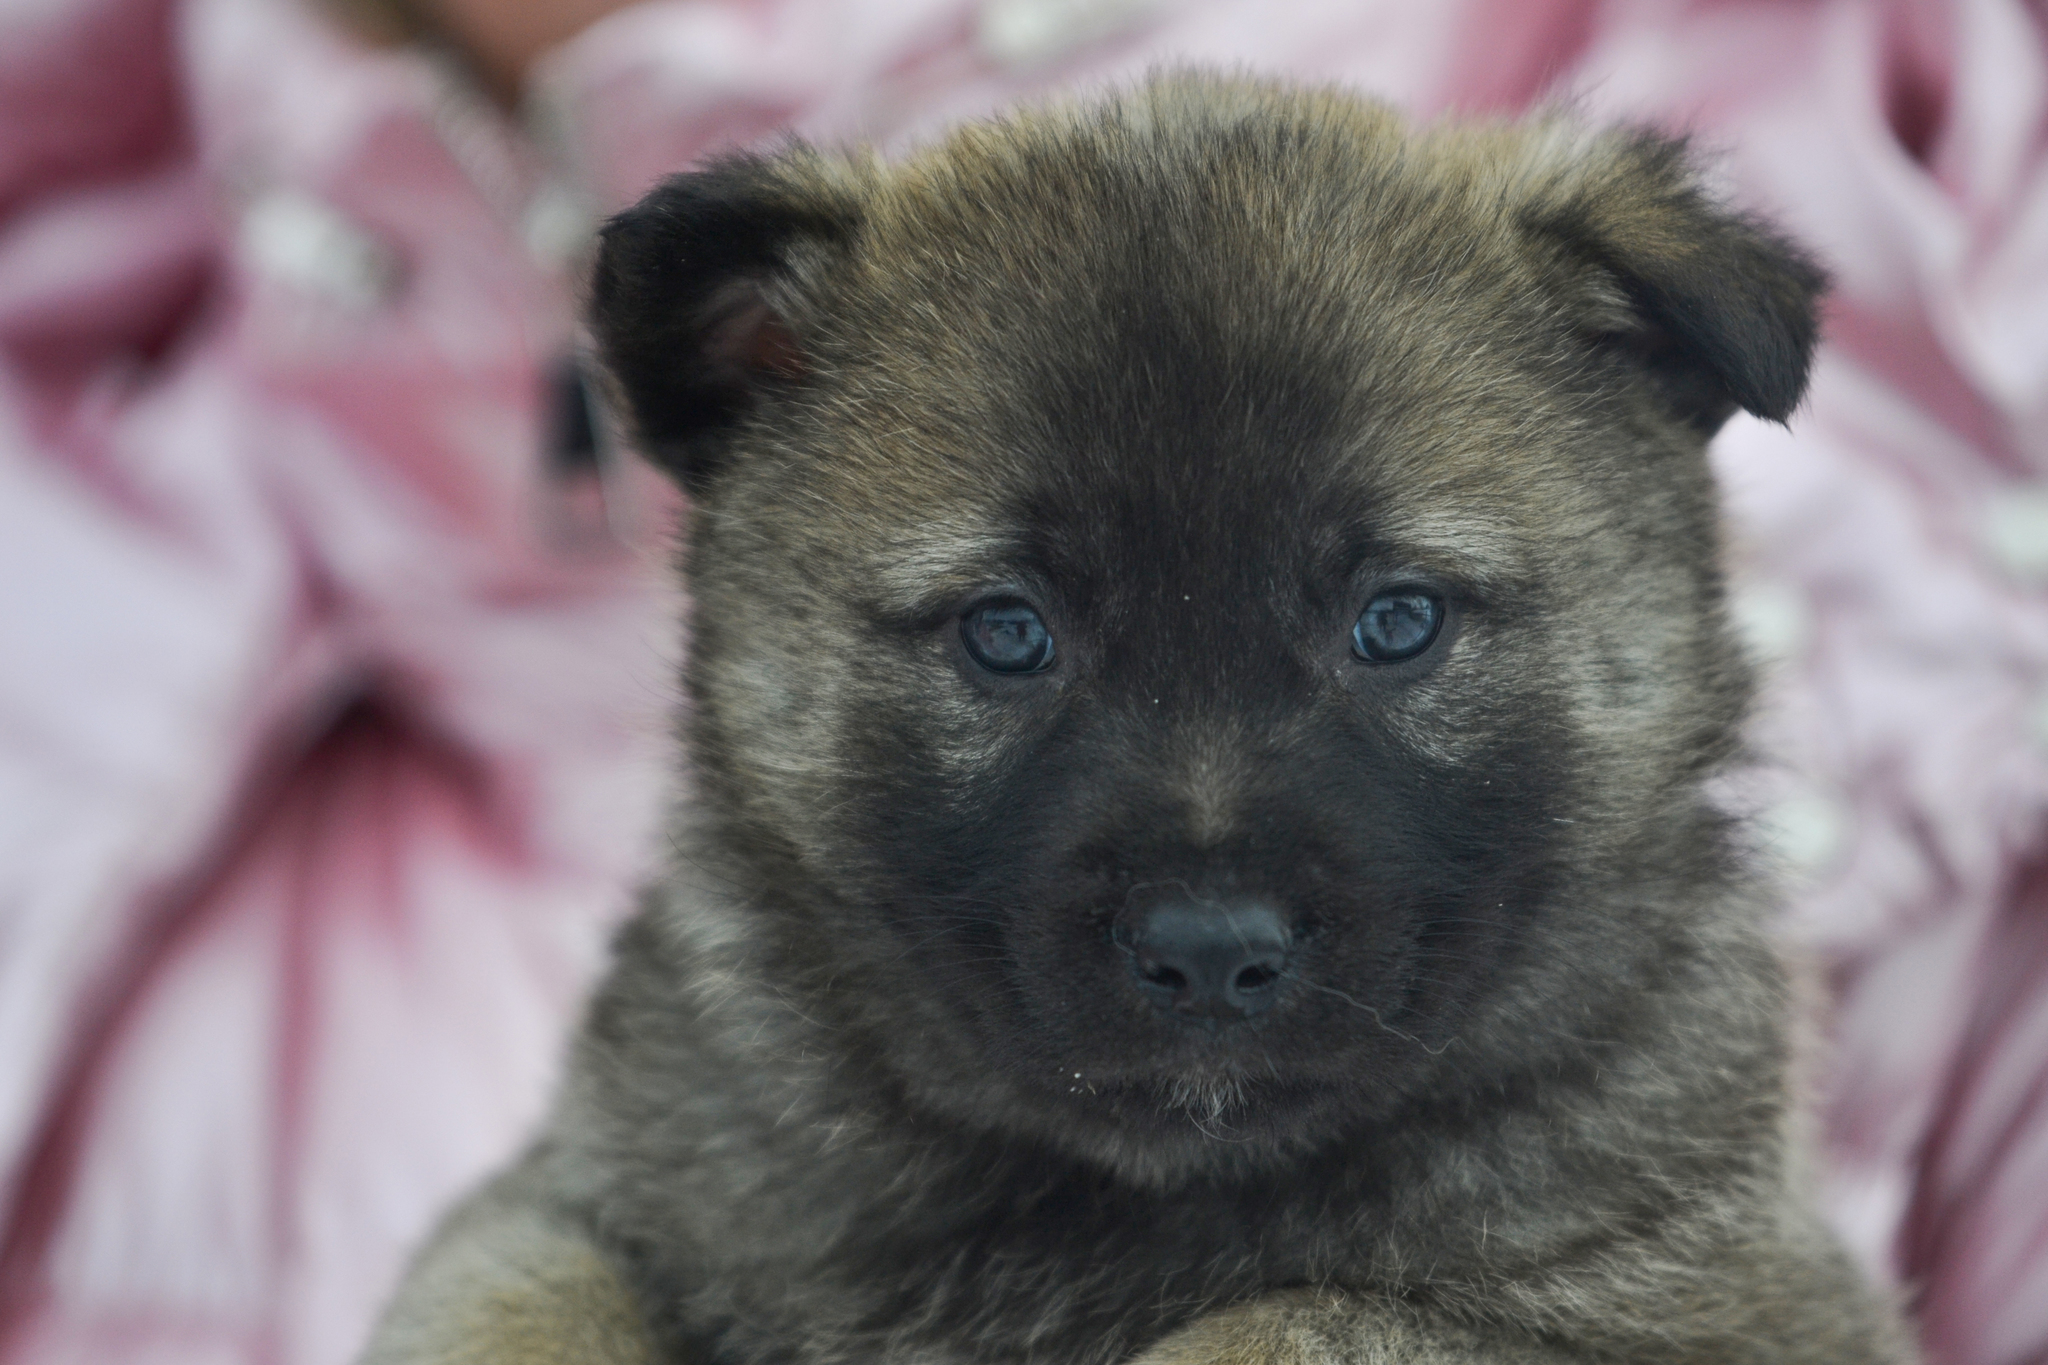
[1527,131,1827,433]
[588,152,858,494]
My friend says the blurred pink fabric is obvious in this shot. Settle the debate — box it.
[1,1,2045,1363]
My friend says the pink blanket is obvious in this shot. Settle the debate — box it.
[2,1,2044,1362]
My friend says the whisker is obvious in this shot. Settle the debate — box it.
[1281,972,1456,1056]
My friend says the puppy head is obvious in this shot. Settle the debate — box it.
[591,74,1824,1183]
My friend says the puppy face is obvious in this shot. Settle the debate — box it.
[591,76,1822,1182]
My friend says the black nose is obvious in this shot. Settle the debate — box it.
[1121,901,1291,1021]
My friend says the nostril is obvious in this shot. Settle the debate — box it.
[1232,962,1279,993]
[1143,961,1190,992]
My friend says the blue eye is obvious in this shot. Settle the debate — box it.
[962,600,1055,673]
[1352,591,1443,662]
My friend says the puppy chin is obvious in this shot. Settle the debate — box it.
[1156,1073,1254,1130]
[1091,1089,1339,1187]
[1023,1066,1342,1182]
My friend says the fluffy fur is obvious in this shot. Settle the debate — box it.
[361,73,1912,1365]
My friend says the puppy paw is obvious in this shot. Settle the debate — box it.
[1129,1291,1570,1365]
[1133,1291,1354,1365]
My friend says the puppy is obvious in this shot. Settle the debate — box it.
[362,73,1915,1365]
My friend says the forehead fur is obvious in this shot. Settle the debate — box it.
[726,75,1670,602]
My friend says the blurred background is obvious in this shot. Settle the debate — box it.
[1,0,2045,1362]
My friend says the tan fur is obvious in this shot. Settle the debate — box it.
[363,1167,654,1365]
[1134,1291,1579,1365]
